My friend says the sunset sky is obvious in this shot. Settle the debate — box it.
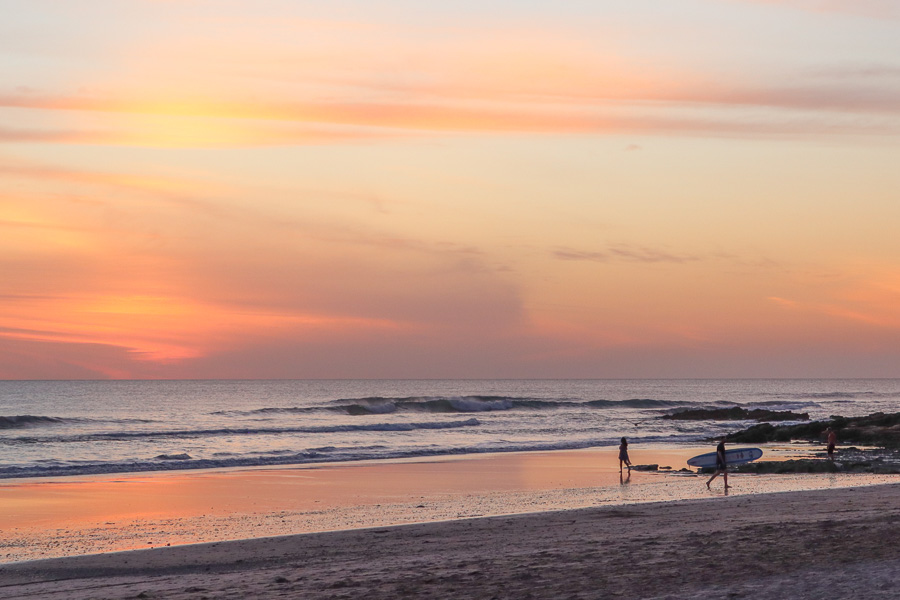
[2,0,899,379]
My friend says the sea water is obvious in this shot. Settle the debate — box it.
[0,379,897,480]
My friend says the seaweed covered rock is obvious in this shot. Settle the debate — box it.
[663,407,808,422]
[630,464,659,471]
[732,457,900,474]
[724,412,900,448]
[732,459,840,474]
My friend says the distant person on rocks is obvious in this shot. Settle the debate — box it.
[706,440,730,490]
[618,437,633,472]
[826,427,837,460]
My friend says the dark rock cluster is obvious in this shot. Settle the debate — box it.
[723,412,900,448]
[662,407,809,422]
[731,455,900,475]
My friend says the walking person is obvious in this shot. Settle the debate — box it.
[706,439,730,490]
[618,437,633,472]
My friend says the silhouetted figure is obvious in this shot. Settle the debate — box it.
[826,427,837,460]
[619,437,633,472]
[706,440,730,490]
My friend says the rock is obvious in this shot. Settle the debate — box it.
[732,459,839,474]
[731,455,900,475]
[631,464,658,471]
[724,411,900,448]
[663,407,809,422]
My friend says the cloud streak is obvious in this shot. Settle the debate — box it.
[3,14,900,148]
[554,245,702,265]
[2,88,898,147]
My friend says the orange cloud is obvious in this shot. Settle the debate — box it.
[1,155,525,377]
[768,268,900,331]
[2,10,898,148]
[3,89,898,148]
[3,5,899,151]
[0,291,406,370]
[0,158,204,196]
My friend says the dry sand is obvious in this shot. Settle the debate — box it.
[1,483,898,599]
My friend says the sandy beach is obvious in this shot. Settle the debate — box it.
[2,483,899,599]
[2,443,895,562]
[1,445,899,598]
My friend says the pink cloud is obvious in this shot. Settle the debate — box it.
[1,87,897,145]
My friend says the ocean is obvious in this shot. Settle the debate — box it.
[1,379,897,480]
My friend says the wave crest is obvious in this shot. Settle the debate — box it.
[0,415,71,429]
[2,418,482,444]
[218,396,696,416]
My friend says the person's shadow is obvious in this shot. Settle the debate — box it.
[620,470,631,485]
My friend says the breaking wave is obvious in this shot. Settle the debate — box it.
[0,415,157,430]
[0,415,73,429]
[215,396,696,417]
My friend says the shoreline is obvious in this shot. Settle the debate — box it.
[3,483,899,599]
[1,444,898,564]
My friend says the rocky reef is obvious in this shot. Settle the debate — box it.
[712,412,900,475]
[731,451,900,475]
[723,411,900,448]
[662,407,808,422]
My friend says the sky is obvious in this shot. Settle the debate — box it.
[1,0,899,379]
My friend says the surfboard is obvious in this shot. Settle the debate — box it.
[687,447,763,469]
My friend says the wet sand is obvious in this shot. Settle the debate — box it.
[1,444,896,563]
[2,483,899,599]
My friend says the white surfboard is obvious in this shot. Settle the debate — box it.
[687,447,763,469]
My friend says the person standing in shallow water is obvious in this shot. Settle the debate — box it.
[826,427,837,460]
[618,437,633,472]
[706,440,730,490]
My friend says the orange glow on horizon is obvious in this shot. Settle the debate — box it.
[0,291,408,369]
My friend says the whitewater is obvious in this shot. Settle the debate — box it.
[1,379,898,480]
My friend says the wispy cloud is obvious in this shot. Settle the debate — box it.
[0,126,114,144]
[2,89,898,146]
[554,245,701,264]
[3,12,899,147]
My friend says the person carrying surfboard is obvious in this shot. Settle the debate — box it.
[706,440,730,490]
